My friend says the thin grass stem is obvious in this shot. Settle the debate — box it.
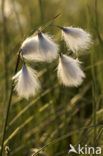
[1,0,9,100]
[32,123,102,156]
[12,0,23,37]
[0,50,21,156]
[94,0,102,44]
[38,0,44,24]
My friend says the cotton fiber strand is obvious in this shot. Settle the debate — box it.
[38,32,59,62]
[12,65,40,99]
[61,26,92,54]
[57,54,85,87]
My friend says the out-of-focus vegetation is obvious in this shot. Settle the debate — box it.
[0,0,103,155]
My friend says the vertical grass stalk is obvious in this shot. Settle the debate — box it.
[92,80,97,148]
[1,0,9,100]
[12,0,23,37]
[38,0,44,24]
[94,0,102,44]
[0,50,21,156]
[91,49,97,153]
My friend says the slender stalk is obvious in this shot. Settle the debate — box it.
[0,50,21,156]
[32,123,102,156]
[92,80,96,149]
[92,0,102,152]
[28,13,61,37]
[91,49,97,154]
[1,0,9,100]
[12,0,23,37]
[38,0,44,24]
[94,0,102,44]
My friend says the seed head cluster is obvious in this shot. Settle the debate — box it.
[13,26,92,99]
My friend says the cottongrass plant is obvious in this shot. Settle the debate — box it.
[14,25,92,97]
[0,21,92,156]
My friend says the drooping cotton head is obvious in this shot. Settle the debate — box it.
[12,65,40,99]
[20,36,44,61]
[57,54,85,87]
[61,26,92,54]
[38,31,59,62]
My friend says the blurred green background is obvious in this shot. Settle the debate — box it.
[1,0,103,155]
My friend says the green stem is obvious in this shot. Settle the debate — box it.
[94,0,102,43]
[91,50,97,152]
[38,0,44,24]
[12,0,23,37]
[92,80,96,147]
[1,0,9,100]
[0,50,21,156]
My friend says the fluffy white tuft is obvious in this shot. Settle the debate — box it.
[57,54,85,87]
[21,36,44,61]
[62,26,92,54]
[20,32,59,62]
[38,32,59,62]
[12,65,40,99]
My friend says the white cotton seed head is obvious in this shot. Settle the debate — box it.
[20,32,59,62]
[12,65,40,99]
[61,26,92,54]
[57,54,85,87]
[38,32,59,62]
[20,36,44,61]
